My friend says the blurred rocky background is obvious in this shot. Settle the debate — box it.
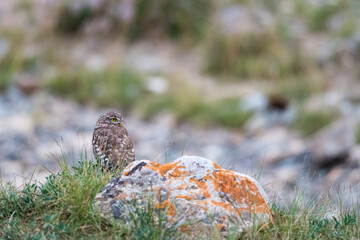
[1,0,360,206]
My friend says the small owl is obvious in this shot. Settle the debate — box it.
[92,111,135,171]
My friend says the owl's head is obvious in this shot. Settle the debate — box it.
[96,111,124,127]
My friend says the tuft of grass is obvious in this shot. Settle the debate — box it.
[0,158,112,239]
[0,151,179,239]
[240,201,359,239]
[293,109,337,137]
[47,68,146,111]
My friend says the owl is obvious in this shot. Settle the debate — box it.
[92,111,135,171]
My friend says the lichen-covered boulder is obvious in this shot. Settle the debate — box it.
[94,156,271,236]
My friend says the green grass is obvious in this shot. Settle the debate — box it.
[129,0,213,42]
[293,109,337,137]
[140,90,253,128]
[204,30,307,80]
[293,0,345,32]
[269,78,325,102]
[54,0,213,42]
[0,31,27,92]
[0,151,177,239]
[355,124,360,144]
[48,69,252,128]
[47,68,146,111]
[1,150,359,239]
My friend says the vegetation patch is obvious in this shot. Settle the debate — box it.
[0,153,178,239]
[269,78,325,102]
[0,31,27,92]
[129,0,213,41]
[293,109,337,137]
[0,151,359,239]
[140,89,253,129]
[54,0,213,41]
[55,3,94,34]
[204,30,308,80]
[47,68,146,111]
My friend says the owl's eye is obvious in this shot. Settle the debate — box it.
[110,118,117,122]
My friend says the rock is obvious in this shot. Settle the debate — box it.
[225,128,306,169]
[145,76,169,95]
[94,156,271,236]
[15,73,40,95]
[241,91,268,112]
[309,118,356,167]
[349,145,360,167]
[245,107,296,134]
[323,166,348,188]
[304,91,344,112]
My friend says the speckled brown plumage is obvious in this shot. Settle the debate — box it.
[92,111,135,171]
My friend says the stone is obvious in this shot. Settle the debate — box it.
[349,145,360,167]
[145,76,169,95]
[15,73,40,95]
[241,91,268,112]
[225,128,306,170]
[309,118,356,167]
[93,156,271,236]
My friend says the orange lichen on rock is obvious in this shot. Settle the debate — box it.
[94,156,271,236]
[114,192,128,200]
[145,161,187,177]
[217,224,224,230]
[176,194,195,201]
[156,199,176,217]
[211,163,269,214]
[211,200,233,212]
[189,178,210,198]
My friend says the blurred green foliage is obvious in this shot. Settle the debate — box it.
[54,0,213,41]
[271,78,325,102]
[293,109,337,137]
[0,55,15,92]
[48,69,145,111]
[1,0,360,131]
[56,4,94,34]
[294,0,345,32]
[140,81,252,128]
[205,32,306,79]
[129,0,213,41]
